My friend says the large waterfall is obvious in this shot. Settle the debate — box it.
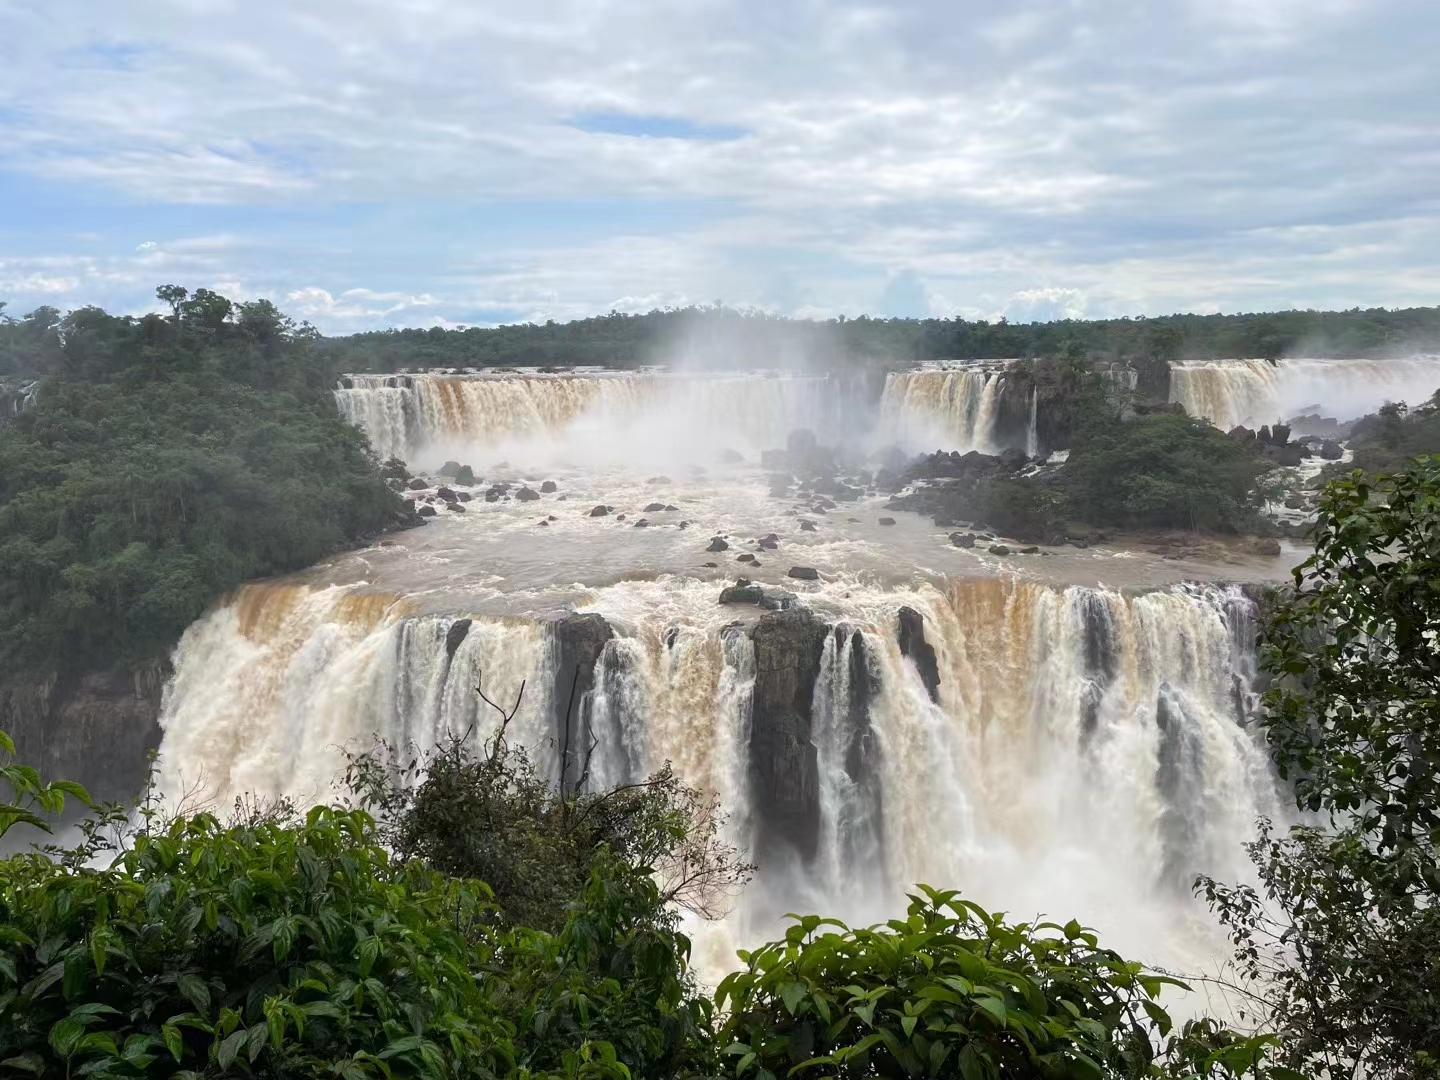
[335,371,848,464]
[1170,355,1440,430]
[878,367,1007,452]
[154,573,1278,977]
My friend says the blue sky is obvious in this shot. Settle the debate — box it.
[2,0,1438,333]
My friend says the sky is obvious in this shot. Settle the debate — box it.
[1,0,1438,333]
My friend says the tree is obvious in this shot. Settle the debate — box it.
[1199,456,1440,1078]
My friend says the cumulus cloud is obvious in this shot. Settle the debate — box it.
[0,0,1436,329]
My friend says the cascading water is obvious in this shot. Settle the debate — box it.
[154,573,1278,977]
[335,370,847,465]
[878,367,1007,453]
[1170,355,1440,430]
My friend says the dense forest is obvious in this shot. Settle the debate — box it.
[0,290,410,674]
[315,303,1440,373]
[3,458,1440,1077]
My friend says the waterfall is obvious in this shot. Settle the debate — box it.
[1025,386,1039,457]
[334,371,845,465]
[878,367,1009,453]
[153,574,1278,975]
[1170,355,1440,430]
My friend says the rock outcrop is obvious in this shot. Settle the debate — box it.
[896,606,941,703]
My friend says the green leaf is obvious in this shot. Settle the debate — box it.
[162,1024,183,1063]
[216,1028,246,1070]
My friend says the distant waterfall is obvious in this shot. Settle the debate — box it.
[878,368,1007,453]
[334,371,845,465]
[1170,355,1440,430]
[154,575,1277,974]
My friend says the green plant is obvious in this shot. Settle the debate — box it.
[715,887,1283,1080]
[0,730,89,840]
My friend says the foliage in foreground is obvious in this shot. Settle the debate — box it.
[1200,455,1440,1079]
[718,888,1289,1080]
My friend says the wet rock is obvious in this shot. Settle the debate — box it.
[707,536,729,552]
[418,505,437,517]
[758,538,778,550]
[788,566,819,581]
[547,515,557,521]
[644,502,667,513]
[664,504,679,511]
[453,465,476,486]
[407,478,428,490]
[557,494,568,501]
[738,553,757,564]
[800,520,818,532]
[485,491,499,503]
[1284,495,1306,510]
[516,487,540,501]
[678,521,689,529]
[648,476,672,485]
[439,461,462,476]
[814,497,837,510]
[616,514,626,521]
[445,502,466,513]
[444,618,472,659]
[634,519,649,527]
[988,544,1011,555]
[1320,439,1344,460]
[758,590,798,610]
[748,609,830,862]
[897,606,941,703]
[878,517,896,526]
[950,532,976,548]
[589,505,610,517]
[1018,546,1040,554]
[435,487,458,502]
[550,613,615,791]
[703,561,718,568]
[538,520,549,526]
[1276,444,1305,466]
[540,480,558,493]
[1270,423,1291,447]
[720,582,765,604]
[456,491,472,502]
[1255,538,1282,556]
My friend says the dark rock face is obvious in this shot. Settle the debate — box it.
[1275,444,1305,466]
[444,618,473,658]
[1155,684,1204,887]
[540,480,558,493]
[720,582,765,605]
[896,606,940,703]
[707,536,729,552]
[749,609,830,863]
[514,487,539,501]
[1320,440,1344,460]
[0,662,169,805]
[453,465,476,485]
[1270,423,1291,447]
[550,613,616,791]
[788,566,819,581]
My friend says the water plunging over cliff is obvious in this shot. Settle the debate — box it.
[1170,356,1440,430]
[155,572,1278,978]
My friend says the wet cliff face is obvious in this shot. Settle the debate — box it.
[747,608,831,863]
[551,612,616,791]
[0,662,168,805]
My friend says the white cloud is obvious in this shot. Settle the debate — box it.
[0,0,1436,328]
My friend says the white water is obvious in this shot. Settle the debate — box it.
[335,370,847,466]
[1171,355,1440,430]
[152,364,1302,988]
[878,367,1007,453]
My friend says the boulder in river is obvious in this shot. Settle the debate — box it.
[407,478,428,490]
[453,465,476,486]
[799,520,818,532]
[439,461,461,476]
[436,487,459,503]
[418,505,437,517]
[444,618,472,658]
[540,480,558,493]
[787,566,819,581]
[589,505,610,517]
[644,502,667,513]
[1320,440,1343,460]
[719,581,765,605]
[456,492,472,502]
[515,487,540,501]
[950,532,976,548]
[707,536,729,552]
[989,544,1011,555]
[878,517,896,526]
[1255,538,1282,556]
[446,502,466,513]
